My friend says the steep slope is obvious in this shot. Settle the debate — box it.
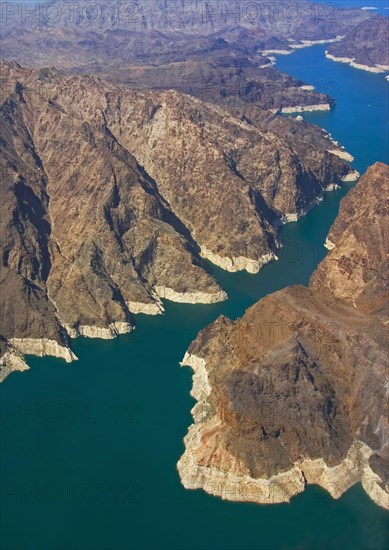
[102,53,334,113]
[326,16,389,73]
[312,162,389,318]
[27,63,356,269]
[178,163,389,509]
[0,60,355,377]
[0,61,224,376]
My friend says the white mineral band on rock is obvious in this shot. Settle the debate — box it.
[9,338,77,362]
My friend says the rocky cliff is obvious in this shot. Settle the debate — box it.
[326,15,389,73]
[311,162,389,318]
[178,162,389,509]
[0,60,355,377]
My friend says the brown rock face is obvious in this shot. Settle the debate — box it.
[327,15,389,71]
[0,60,224,370]
[105,55,334,113]
[0,60,354,375]
[311,162,389,317]
[179,163,389,509]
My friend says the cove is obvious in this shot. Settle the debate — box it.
[0,45,388,550]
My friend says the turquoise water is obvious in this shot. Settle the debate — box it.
[1,46,388,550]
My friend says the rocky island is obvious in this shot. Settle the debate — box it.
[326,15,389,74]
[178,162,389,510]
[0,60,357,379]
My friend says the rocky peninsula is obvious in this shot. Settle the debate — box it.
[0,60,356,378]
[178,162,389,510]
[326,15,389,74]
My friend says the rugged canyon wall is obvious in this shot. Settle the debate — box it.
[0,60,355,376]
[178,162,389,509]
[326,15,389,73]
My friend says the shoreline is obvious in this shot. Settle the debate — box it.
[342,170,360,182]
[261,49,293,56]
[278,196,323,223]
[178,353,389,509]
[9,337,78,363]
[200,246,278,274]
[0,346,30,382]
[63,321,134,340]
[325,52,389,74]
[325,237,336,250]
[126,300,164,315]
[270,103,332,114]
[260,36,344,59]
[0,283,227,382]
[275,179,352,225]
[328,149,354,162]
[289,36,345,49]
[155,285,227,304]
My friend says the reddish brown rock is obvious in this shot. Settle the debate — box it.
[0,60,354,376]
[179,163,389,509]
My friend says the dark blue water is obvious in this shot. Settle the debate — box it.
[1,44,388,550]
[276,44,389,173]
[311,0,389,16]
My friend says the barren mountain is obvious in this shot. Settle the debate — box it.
[311,163,389,318]
[178,162,389,509]
[0,60,356,378]
[0,26,333,112]
[326,15,389,73]
[0,1,372,111]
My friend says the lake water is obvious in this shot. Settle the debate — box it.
[1,45,388,550]
[311,0,389,16]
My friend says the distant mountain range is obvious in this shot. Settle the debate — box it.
[0,0,377,109]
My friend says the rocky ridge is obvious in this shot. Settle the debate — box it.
[0,60,356,377]
[178,162,389,509]
[0,1,373,111]
[326,15,389,74]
